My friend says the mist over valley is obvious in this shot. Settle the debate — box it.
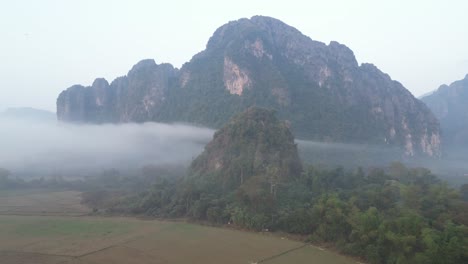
[1,6,468,264]
[0,116,213,178]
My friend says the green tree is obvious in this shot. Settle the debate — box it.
[461,184,468,202]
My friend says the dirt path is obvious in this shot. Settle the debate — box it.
[256,244,308,263]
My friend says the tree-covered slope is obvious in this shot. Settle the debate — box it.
[189,107,302,192]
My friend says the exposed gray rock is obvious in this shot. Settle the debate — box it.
[57,59,177,123]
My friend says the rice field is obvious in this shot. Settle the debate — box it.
[0,190,358,264]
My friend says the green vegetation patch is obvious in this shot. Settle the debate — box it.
[1,216,135,237]
[0,188,50,197]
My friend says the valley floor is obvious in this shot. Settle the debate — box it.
[0,189,358,264]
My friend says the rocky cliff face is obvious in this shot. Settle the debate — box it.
[57,59,177,123]
[421,74,468,147]
[57,16,441,157]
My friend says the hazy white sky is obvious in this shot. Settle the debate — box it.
[1,0,467,112]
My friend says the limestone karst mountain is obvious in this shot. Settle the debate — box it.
[57,16,440,157]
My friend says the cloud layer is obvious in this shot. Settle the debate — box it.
[0,117,214,177]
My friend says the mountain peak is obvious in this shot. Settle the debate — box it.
[328,41,358,68]
[128,59,157,74]
[92,78,109,88]
[250,15,284,23]
[206,15,315,51]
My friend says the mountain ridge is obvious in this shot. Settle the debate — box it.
[57,16,441,157]
[421,74,468,147]
[1,107,56,122]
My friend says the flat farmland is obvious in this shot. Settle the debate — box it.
[0,189,89,216]
[0,190,359,264]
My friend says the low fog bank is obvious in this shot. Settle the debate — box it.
[0,117,214,178]
[297,139,402,168]
[1,116,466,186]
[296,140,468,186]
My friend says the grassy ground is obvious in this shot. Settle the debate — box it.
[1,216,134,237]
[0,189,89,216]
[0,190,359,264]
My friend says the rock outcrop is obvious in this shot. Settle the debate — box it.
[189,107,302,192]
[57,60,177,123]
[57,16,441,157]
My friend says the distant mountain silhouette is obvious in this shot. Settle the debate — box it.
[1,107,55,122]
[422,74,468,147]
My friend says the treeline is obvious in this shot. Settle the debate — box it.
[0,165,185,194]
[0,168,76,190]
[2,163,468,263]
[95,163,468,264]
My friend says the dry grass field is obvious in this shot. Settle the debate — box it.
[0,189,89,216]
[0,190,358,264]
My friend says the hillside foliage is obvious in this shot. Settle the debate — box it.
[85,108,467,264]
